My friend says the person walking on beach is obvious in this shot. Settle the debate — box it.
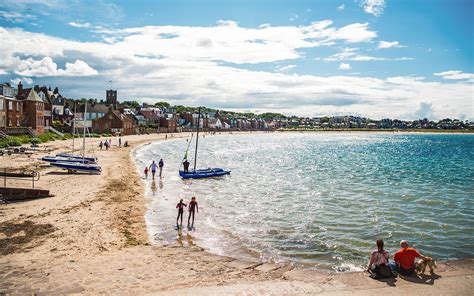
[394,240,432,276]
[119,137,122,147]
[176,199,187,228]
[149,160,158,180]
[108,139,112,146]
[187,196,198,228]
[158,158,164,178]
[144,166,149,179]
[183,159,190,173]
[99,141,103,150]
[104,140,109,150]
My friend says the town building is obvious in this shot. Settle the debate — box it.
[92,109,136,135]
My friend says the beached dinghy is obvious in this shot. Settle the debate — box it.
[55,153,97,163]
[179,107,230,179]
[40,155,96,164]
[51,161,101,174]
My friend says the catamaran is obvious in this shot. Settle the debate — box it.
[179,107,230,179]
[49,102,101,174]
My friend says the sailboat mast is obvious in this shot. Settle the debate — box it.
[193,107,201,171]
[72,102,76,154]
[82,102,87,159]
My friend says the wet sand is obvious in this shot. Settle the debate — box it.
[0,132,473,295]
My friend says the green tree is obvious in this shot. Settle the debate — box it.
[154,101,171,109]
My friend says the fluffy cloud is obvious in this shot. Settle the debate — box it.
[338,63,352,70]
[337,4,345,11]
[434,70,474,80]
[359,0,386,16]
[378,41,405,49]
[10,77,33,85]
[15,57,98,77]
[0,25,471,120]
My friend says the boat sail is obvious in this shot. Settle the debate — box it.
[179,107,230,179]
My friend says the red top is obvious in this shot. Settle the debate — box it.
[394,247,421,270]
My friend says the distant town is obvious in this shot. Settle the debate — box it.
[0,82,473,138]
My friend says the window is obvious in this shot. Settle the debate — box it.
[0,99,3,110]
[0,115,4,126]
[16,102,19,111]
[8,101,13,110]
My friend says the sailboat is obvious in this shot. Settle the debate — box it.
[179,107,230,179]
[50,102,101,174]
[41,102,97,164]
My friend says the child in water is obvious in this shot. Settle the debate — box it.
[144,167,149,179]
[176,199,187,228]
[187,197,198,228]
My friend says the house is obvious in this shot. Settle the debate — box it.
[16,82,44,134]
[0,83,24,129]
[77,103,109,128]
[92,109,136,135]
[137,109,160,126]
[159,116,177,133]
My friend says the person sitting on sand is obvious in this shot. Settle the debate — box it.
[394,240,432,276]
[367,239,393,278]
[176,199,187,227]
[183,159,190,173]
[144,167,149,179]
[187,196,198,227]
[149,160,158,180]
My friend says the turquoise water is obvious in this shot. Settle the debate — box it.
[134,133,474,271]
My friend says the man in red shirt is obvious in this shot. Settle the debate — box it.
[394,240,431,275]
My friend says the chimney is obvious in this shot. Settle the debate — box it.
[18,81,23,96]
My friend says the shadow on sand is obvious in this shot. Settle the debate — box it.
[400,273,441,285]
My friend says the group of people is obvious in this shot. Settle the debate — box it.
[176,197,198,229]
[144,159,164,180]
[367,239,432,278]
[99,139,112,150]
[99,137,128,150]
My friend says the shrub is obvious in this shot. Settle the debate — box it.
[7,138,22,147]
[31,137,42,144]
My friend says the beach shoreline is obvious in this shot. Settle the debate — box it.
[1,131,473,295]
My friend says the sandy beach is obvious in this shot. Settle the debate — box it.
[1,132,473,295]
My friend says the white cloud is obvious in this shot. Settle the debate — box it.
[15,57,98,77]
[434,70,474,80]
[414,102,435,119]
[378,41,405,49]
[0,10,35,23]
[325,47,412,62]
[10,77,34,86]
[68,21,92,28]
[339,63,352,70]
[290,13,299,22]
[0,26,471,120]
[359,0,385,17]
[337,4,345,11]
[275,65,296,72]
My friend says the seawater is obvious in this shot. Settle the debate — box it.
[134,133,474,271]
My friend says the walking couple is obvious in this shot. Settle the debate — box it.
[176,197,198,230]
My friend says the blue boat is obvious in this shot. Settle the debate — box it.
[56,153,97,163]
[179,168,230,179]
[51,161,101,174]
[179,107,230,179]
[40,155,95,164]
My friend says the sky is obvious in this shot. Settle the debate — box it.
[0,0,472,120]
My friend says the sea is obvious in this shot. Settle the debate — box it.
[133,132,474,271]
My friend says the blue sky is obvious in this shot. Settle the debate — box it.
[0,0,472,119]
